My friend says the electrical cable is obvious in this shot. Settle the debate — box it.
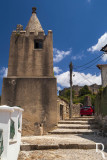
[74,56,103,72]
[72,71,101,86]
[74,53,104,69]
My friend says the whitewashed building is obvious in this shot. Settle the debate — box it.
[97,64,107,87]
[0,106,23,160]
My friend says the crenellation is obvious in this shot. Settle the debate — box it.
[48,30,53,33]
[29,31,35,35]
[20,31,26,35]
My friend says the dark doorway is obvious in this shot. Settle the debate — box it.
[60,105,63,120]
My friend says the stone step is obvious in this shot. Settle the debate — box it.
[21,134,107,152]
[58,126,98,129]
[20,143,107,151]
[65,116,94,120]
[58,124,99,129]
[66,118,95,121]
[58,121,97,124]
[49,129,98,135]
[58,124,96,127]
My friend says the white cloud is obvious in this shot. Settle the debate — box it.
[88,32,107,52]
[53,48,72,63]
[73,72,101,86]
[71,54,84,60]
[55,71,70,88]
[0,67,8,78]
[55,71,101,88]
[102,54,107,62]
[54,67,62,74]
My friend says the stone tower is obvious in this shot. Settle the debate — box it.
[1,7,57,135]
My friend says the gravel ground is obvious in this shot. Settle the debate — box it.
[18,149,107,160]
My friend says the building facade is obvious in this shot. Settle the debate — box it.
[97,64,107,87]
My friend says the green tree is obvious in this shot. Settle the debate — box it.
[79,85,92,97]
[91,94,96,106]
[64,89,70,101]
[72,89,75,98]
[59,89,75,103]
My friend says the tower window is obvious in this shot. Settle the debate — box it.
[34,40,43,49]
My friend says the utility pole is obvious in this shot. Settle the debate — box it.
[69,62,73,118]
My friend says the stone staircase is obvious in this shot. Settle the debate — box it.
[49,116,98,135]
[20,116,107,150]
[19,116,107,159]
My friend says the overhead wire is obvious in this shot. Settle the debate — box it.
[74,53,104,69]
[72,53,104,86]
[73,55,103,72]
[73,65,101,86]
[73,71,101,86]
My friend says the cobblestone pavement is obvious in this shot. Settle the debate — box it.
[19,149,107,160]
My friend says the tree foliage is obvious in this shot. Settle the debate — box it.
[79,85,92,97]
[61,89,70,101]
[59,85,96,106]
[60,89,75,102]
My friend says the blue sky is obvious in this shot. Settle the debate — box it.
[0,0,107,94]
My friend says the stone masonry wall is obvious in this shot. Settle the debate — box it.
[57,98,69,121]
[1,77,57,136]
[71,104,80,117]
[8,31,53,77]
[95,87,107,134]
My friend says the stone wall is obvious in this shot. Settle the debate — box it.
[1,77,57,136]
[71,104,80,117]
[8,31,53,77]
[57,97,69,121]
[95,87,107,134]
[95,87,107,117]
